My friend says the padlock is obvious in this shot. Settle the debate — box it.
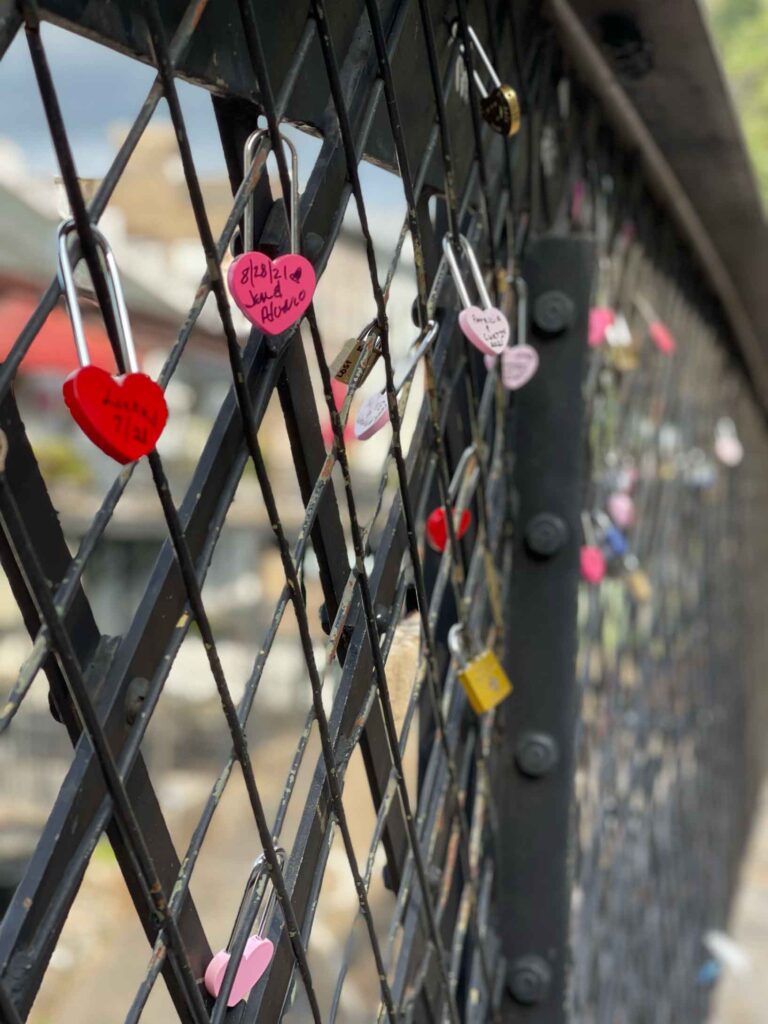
[443,234,510,357]
[606,344,639,373]
[480,84,521,137]
[454,24,521,136]
[205,848,284,1006]
[605,311,633,348]
[594,510,627,561]
[448,624,512,715]
[607,491,635,529]
[58,220,168,464]
[354,320,439,440]
[227,130,315,335]
[500,277,539,391]
[580,512,606,585]
[714,417,744,467]
[425,444,478,553]
[330,320,382,386]
[624,555,653,603]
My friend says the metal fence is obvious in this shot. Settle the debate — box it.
[1,1,767,1022]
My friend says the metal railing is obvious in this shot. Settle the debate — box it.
[0,1,766,1022]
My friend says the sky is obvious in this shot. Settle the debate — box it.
[0,21,405,213]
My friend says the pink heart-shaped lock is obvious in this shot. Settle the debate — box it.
[501,344,539,390]
[354,392,389,440]
[649,320,676,355]
[228,251,315,335]
[484,353,498,371]
[589,307,615,348]
[204,934,274,1007]
[607,491,635,529]
[580,545,606,585]
[458,307,510,357]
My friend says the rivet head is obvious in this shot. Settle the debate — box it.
[532,291,574,336]
[524,513,567,557]
[509,955,552,1005]
[125,677,150,726]
[515,732,559,778]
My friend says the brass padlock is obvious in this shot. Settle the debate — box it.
[455,23,521,137]
[449,624,512,715]
[480,85,521,137]
[624,555,653,603]
[329,321,382,386]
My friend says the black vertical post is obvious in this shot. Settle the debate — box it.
[495,234,595,1020]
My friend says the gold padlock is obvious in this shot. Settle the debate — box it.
[329,321,382,386]
[449,624,512,715]
[480,84,521,137]
[455,23,522,137]
[624,556,653,603]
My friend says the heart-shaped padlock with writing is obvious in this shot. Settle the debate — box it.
[57,220,168,464]
[228,130,315,336]
[443,234,509,357]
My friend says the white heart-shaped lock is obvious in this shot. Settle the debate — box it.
[354,392,389,440]
[501,344,539,390]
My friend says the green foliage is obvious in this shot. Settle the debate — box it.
[709,0,768,198]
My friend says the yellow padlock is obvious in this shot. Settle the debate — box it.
[449,625,513,715]
[624,556,653,603]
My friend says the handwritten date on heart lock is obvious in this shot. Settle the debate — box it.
[204,934,274,1007]
[458,307,509,357]
[63,366,168,464]
[228,251,316,335]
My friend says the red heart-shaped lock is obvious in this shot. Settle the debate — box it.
[228,251,315,335]
[63,365,168,464]
[580,545,606,585]
[426,507,471,553]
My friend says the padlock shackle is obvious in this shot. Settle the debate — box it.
[241,129,301,255]
[581,510,597,548]
[57,219,139,374]
[227,846,286,951]
[448,443,479,511]
[448,622,467,666]
[458,234,493,310]
[451,21,502,96]
[392,318,439,393]
[441,234,493,311]
[514,276,528,348]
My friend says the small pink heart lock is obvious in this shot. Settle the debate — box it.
[443,234,509,357]
[607,491,635,529]
[580,512,605,585]
[227,129,315,336]
[458,306,509,356]
[649,320,676,355]
[501,344,538,389]
[205,848,284,1007]
[354,320,439,441]
[589,307,615,348]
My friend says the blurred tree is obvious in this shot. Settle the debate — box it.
[709,0,768,198]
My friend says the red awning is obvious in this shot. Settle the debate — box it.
[0,295,139,375]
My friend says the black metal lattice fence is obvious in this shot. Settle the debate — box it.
[0,1,767,1022]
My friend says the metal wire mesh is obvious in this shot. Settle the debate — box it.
[0,1,766,1023]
